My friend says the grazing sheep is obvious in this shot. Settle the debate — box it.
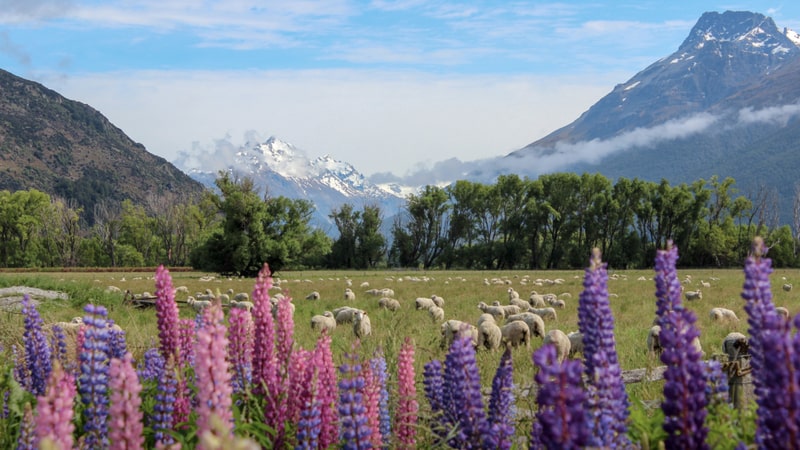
[567,331,584,358]
[305,291,321,301]
[310,311,337,333]
[501,320,531,348]
[431,295,445,308]
[360,282,370,288]
[174,285,190,294]
[684,289,703,301]
[700,280,711,288]
[353,310,372,338]
[783,283,793,292]
[187,297,212,313]
[441,320,479,349]
[505,312,545,339]
[428,305,445,322]
[508,288,520,301]
[333,307,361,325]
[709,307,739,323]
[776,306,790,320]
[365,288,382,296]
[492,301,521,317]
[477,319,503,351]
[477,301,506,321]
[509,297,531,310]
[344,288,356,301]
[528,294,547,308]
[646,325,662,356]
[550,299,566,309]
[230,300,255,312]
[477,313,498,329]
[377,297,401,311]
[542,329,571,363]
[415,297,436,311]
[722,332,749,361]
[529,307,558,322]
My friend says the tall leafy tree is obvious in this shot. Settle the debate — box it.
[390,186,450,268]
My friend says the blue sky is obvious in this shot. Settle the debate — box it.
[1,1,799,177]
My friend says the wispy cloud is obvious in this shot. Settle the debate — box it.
[0,0,74,22]
[0,31,30,66]
[737,102,800,126]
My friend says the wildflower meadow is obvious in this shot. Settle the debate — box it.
[1,237,799,448]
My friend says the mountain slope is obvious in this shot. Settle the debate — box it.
[507,10,800,223]
[0,68,205,222]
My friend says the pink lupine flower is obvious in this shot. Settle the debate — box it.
[172,376,191,429]
[194,302,234,448]
[177,318,196,367]
[155,265,181,362]
[35,361,76,450]
[315,333,339,448]
[362,362,384,448]
[227,307,254,393]
[288,348,312,426]
[395,337,418,449]
[252,263,277,396]
[109,352,145,450]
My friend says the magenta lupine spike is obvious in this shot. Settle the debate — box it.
[108,352,145,450]
[172,376,191,429]
[227,307,254,393]
[395,337,418,450]
[35,361,76,450]
[362,362,383,449]
[177,318,196,367]
[288,348,312,425]
[155,265,181,362]
[315,333,339,449]
[194,302,234,448]
[275,294,295,371]
[252,263,277,397]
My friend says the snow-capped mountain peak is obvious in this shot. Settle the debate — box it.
[785,27,800,47]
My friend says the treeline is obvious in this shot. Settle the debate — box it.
[1,171,799,274]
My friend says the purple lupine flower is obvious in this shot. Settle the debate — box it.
[577,248,630,448]
[21,296,51,397]
[34,362,76,450]
[370,352,391,447]
[532,344,588,450]
[155,265,181,363]
[48,324,69,373]
[227,307,254,393]
[487,348,515,450]
[107,319,128,360]
[137,346,165,382]
[654,243,709,449]
[108,352,145,450]
[177,318,196,367]
[17,402,36,450]
[741,237,800,448]
[338,346,372,449]
[78,303,112,449]
[296,348,322,450]
[152,358,178,447]
[704,360,729,405]
[423,359,445,441]
[395,337,418,450]
[288,348,312,427]
[172,376,191,429]
[194,302,234,447]
[252,263,278,397]
[362,363,383,449]
[441,335,489,449]
[315,333,339,449]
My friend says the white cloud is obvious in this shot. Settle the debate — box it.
[50,68,615,177]
[737,102,800,126]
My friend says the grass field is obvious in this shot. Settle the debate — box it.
[1,265,797,446]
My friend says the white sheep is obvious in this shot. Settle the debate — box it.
[233,292,250,302]
[428,305,445,322]
[353,310,372,339]
[305,291,321,301]
[722,332,749,361]
[187,297,212,313]
[542,329,571,363]
[508,288,520,301]
[509,297,531,310]
[646,325,662,356]
[415,297,436,311]
[365,288,381,296]
[477,301,506,321]
[230,299,255,312]
[700,280,711,288]
[174,285,190,294]
[567,331,584,358]
[477,319,502,351]
[310,311,337,333]
[505,312,545,339]
[441,320,479,349]
[501,320,531,348]
[550,299,566,309]
[528,294,547,308]
[431,295,445,308]
[783,283,793,292]
[377,297,401,311]
[344,288,356,301]
[492,301,521,317]
[529,307,557,322]
[684,289,703,301]
[709,307,739,323]
[333,306,361,325]
[776,306,790,320]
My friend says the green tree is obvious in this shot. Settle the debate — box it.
[390,185,450,268]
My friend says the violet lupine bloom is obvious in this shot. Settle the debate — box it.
[227,307,254,393]
[194,302,234,446]
[34,362,76,450]
[177,318,196,367]
[108,319,128,360]
[486,348,515,450]
[577,248,630,448]
[296,348,323,450]
[315,333,339,449]
[370,352,391,447]
[704,360,729,405]
[288,348,312,427]
[49,324,69,373]
[395,337,418,450]
[136,346,165,382]
[654,243,709,449]
[152,359,178,447]
[338,347,372,449]
[531,344,588,450]
[741,237,800,448]
[79,303,112,449]
[423,359,445,441]
[108,352,145,450]
[21,296,51,397]
[155,264,181,363]
[441,335,490,449]
[17,402,36,450]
